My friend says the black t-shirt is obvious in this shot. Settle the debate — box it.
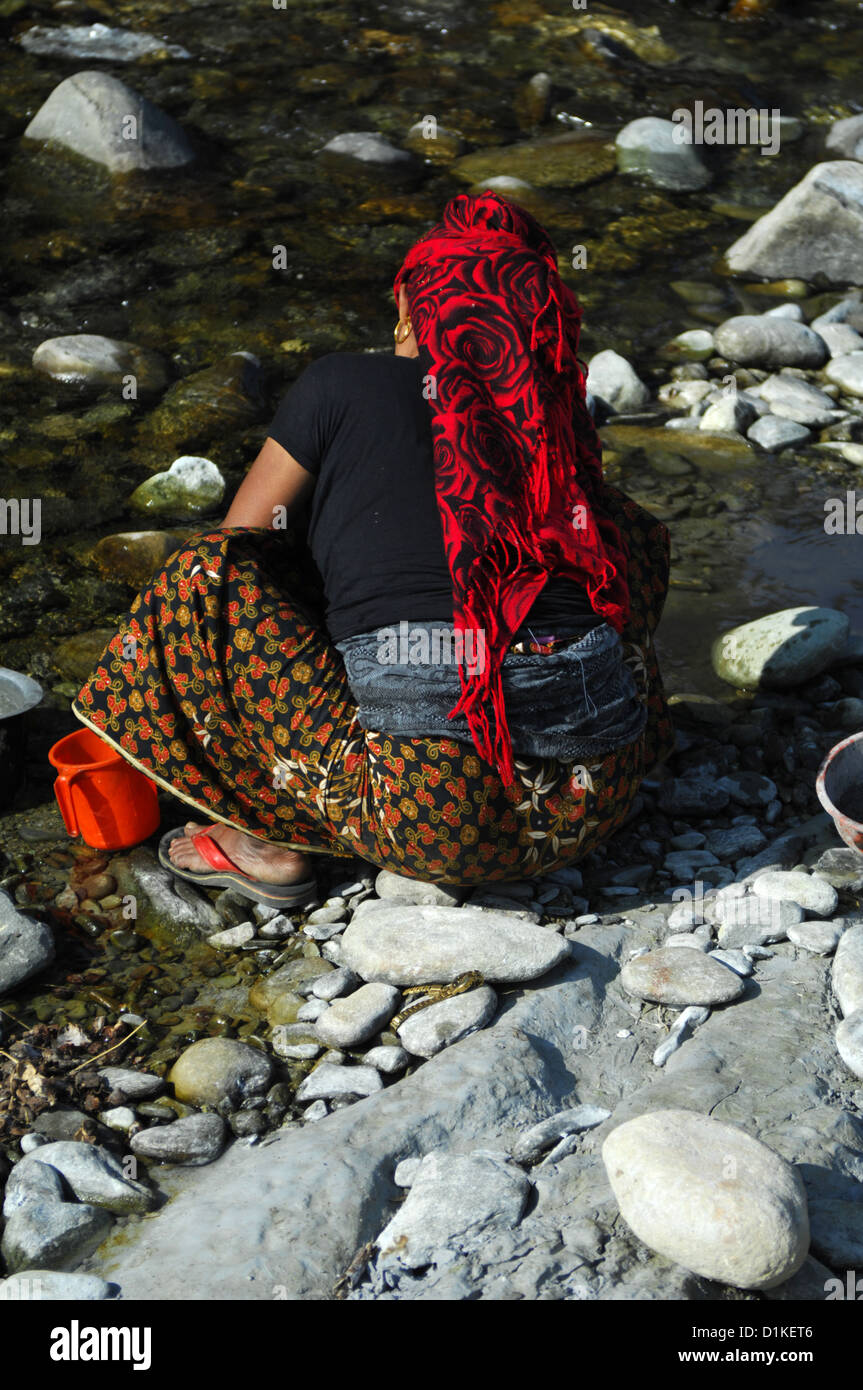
[266,351,602,644]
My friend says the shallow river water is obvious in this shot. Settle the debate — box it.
[1,0,862,1101]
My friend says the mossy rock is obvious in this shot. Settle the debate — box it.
[451,131,616,190]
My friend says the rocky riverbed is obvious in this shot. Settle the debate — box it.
[3,0,863,1302]
[3,646,863,1299]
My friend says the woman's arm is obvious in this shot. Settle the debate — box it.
[222,436,316,527]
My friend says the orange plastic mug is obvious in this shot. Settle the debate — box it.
[48,729,160,850]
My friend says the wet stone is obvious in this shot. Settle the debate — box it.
[451,130,616,190]
[18,22,190,61]
[310,966,361,1000]
[169,1037,272,1108]
[25,70,195,171]
[249,958,334,1017]
[207,922,255,949]
[99,1107,136,1132]
[270,1024,321,1060]
[296,998,328,1022]
[615,116,711,191]
[0,891,55,994]
[757,373,838,426]
[825,355,863,398]
[321,131,417,165]
[129,456,225,519]
[748,415,813,452]
[32,334,167,392]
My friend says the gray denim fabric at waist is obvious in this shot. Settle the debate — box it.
[334,619,647,762]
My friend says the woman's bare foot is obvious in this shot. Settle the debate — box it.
[168,821,312,884]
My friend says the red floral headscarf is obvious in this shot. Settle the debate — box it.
[393,189,631,789]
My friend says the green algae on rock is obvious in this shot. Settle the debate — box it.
[134,352,263,457]
[451,130,616,190]
[129,457,225,518]
[168,1036,272,1108]
[89,532,191,588]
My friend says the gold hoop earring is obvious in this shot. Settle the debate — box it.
[394,316,412,344]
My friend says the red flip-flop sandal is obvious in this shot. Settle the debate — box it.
[158,826,318,910]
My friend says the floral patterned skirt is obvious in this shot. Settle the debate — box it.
[72,484,674,886]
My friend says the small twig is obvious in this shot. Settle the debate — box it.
[68,1019,146,1074]
[0,1049,18,1063]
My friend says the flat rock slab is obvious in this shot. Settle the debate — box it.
[98,1067,163,1100]
[69,921,857,1301]
[294,1062,383,1103]
[375,1152,531,1270]
[620,947,745,1006]
[602,1108,809,1289]
[72,943,591,1299]
[809,1198,863,1266]
[340,905,569,985]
